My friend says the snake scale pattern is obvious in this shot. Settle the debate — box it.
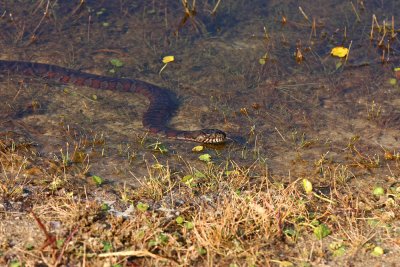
[0,60,226,144]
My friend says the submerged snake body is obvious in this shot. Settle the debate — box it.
[0,60,226,144]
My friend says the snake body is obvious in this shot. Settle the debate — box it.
[0,60,226,144]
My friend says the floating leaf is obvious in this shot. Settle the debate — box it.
[331,46,349,58]
[162,55,175,63]
[192,145,204,152]
[148,142,168,153]
[199,153,212,162]
[389,78,397,85]
[110,58,124,67]
[302,178,313,194]
[259,53,268,65]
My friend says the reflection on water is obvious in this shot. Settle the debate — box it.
[0,0,400,185]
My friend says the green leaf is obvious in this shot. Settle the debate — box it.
[92,175,104,186]
[9,261,21,267]
[283,228,297,237]
[329,241,346,257]
[56,239,65,249]
[197,247,207,255]
[136,202,149,212]
[313,223,331,240]
[102,241,112,252]
[194,171,206,178]
[176,216,185,224]
[147,142,168,153]
[148,239,158,247]
[110,58,124,67]
[101,203,110,211]
[198,153,211,162]
[181,175,198,187]
[184,221,194,230]
[181,175,193,183]
[25,243,34,250]
[158,233,169,244]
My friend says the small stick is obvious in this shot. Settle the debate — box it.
[391,16,396,39]
[211,0,222,15]
[309,17,316,40]
[31,212,57,250]
[87,14,91,41]
[71,0,85,15]
[298,6,310,22]
[350,1,361,22]
[31,0,50,37]
[345,40,352,63]
[274,127,286,142]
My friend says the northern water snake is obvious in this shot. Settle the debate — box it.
[0,60,226,144]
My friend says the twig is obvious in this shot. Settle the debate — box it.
[98,249,178,265]
[55,226,79,265]
[31,0,51,38]
[211,0,222,15]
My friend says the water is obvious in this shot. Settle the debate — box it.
[1,0,400,186]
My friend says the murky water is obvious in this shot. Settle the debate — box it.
[1,0,400,186]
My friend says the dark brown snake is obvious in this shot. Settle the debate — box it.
[0,60,226,144]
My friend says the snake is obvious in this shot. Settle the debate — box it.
[0,60,226,144]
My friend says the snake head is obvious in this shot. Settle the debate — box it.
[196,129,227,144]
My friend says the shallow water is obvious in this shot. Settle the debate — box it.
[1,0,400,187]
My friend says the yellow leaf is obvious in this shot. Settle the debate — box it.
[371,246,384,256]
[192,145,204,152]
[331,46,349,58]
[302,178,313,194]
[162,55,174,63]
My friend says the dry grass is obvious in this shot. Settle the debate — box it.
[1,134,399,266]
